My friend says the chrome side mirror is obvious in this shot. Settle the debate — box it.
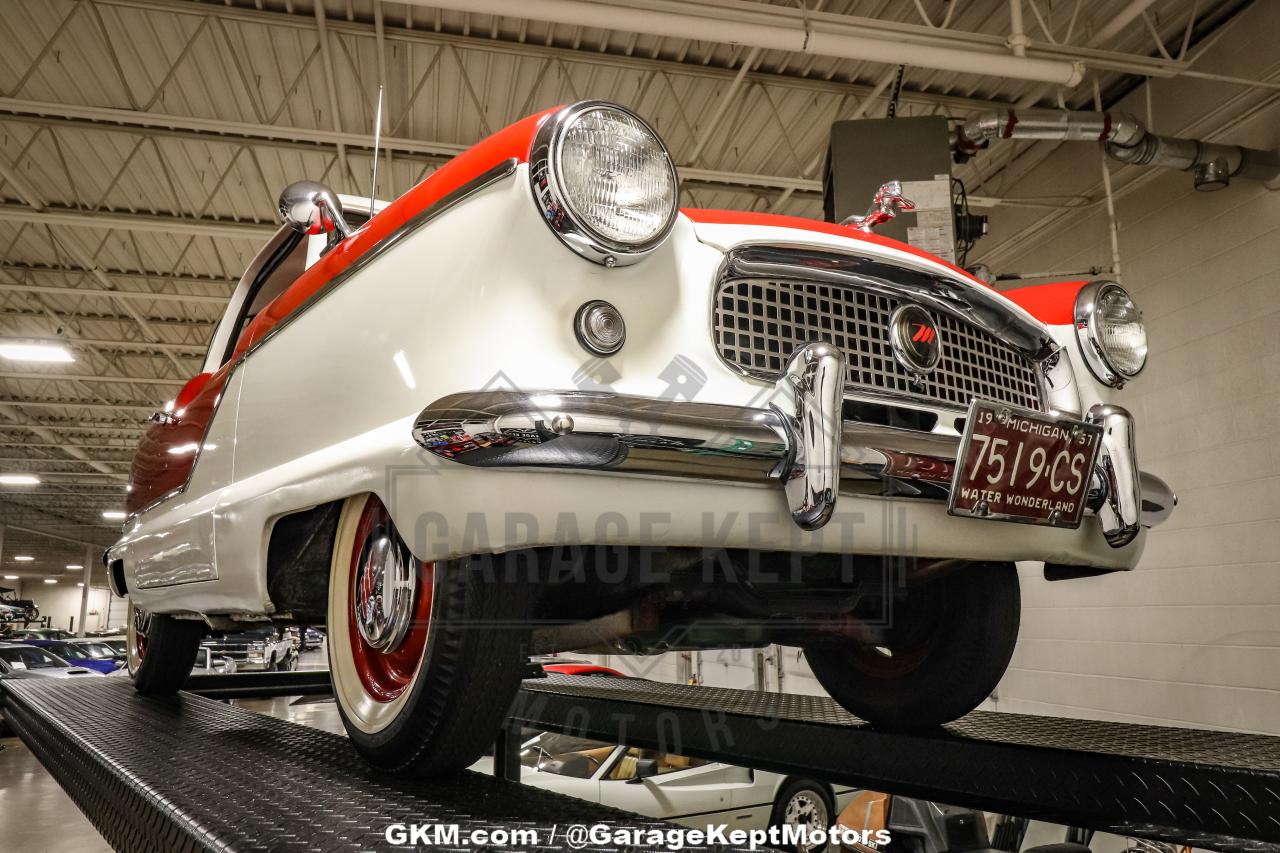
[841,180,916,233]
[277,181,352,247]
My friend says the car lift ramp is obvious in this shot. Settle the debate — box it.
[514,675,1280,853]
[1,676,751,853]
[5,672,1279,853]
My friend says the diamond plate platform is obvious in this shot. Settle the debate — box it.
[1,677,749,853]
[516,675,1280,853]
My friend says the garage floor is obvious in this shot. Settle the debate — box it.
[0,646,336,852]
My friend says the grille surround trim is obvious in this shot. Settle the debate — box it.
[710,246,1055,414]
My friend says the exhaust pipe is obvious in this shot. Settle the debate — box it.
[955,108,1280,192]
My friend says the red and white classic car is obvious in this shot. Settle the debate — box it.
[108,101,1174,775]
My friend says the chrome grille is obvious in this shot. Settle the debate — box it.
[713,278,1044,411]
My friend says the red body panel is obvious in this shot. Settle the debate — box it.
[999,280,1089,325]
[541,663,625,677]
[126,366,233,515]
[681,208,992,290]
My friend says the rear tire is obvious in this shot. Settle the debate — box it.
[805,562,1020,728]
[327,494,529,776]
[126,601,206,694]
[770,778,834,852]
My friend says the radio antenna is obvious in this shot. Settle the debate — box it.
[369,84,384,216]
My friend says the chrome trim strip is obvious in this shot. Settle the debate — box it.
[242,157,519,364]
[128,158,520,521]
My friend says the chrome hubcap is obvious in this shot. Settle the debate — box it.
[353,526,416,652]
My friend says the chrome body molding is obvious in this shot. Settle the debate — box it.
[242,158,519,366]
[411,354,1172,547]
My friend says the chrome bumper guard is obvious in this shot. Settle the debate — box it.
[411,344,1175,547]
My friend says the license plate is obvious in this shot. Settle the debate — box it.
[948,400,1102,528]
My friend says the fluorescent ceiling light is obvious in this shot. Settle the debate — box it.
[3,575,17,580]
[102,510,127,520]
[66,563,84,570]
[43,578,57,584]
[13,555,34,562]
[0,342,74,363]
[0,474,40,486]
[77,582,84,587]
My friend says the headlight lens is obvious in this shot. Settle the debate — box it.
[1075,282,1147,386]
[530,101,678,265]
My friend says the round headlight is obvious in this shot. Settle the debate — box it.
[1074,281,1147,387]
[530,101,678,266]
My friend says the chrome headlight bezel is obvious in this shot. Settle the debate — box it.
[1074,280,1147,388]
[529,101,679,266]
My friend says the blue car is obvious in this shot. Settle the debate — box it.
[20,639,124,674]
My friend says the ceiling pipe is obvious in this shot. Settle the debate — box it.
[955,108,1280,192]
[398,0,1084,86]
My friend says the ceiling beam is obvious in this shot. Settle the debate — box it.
[63,337,206,356]
[0,371,185,386]
[0,202,276,240]
[0,99,824,196]
[0,308,216,328]
[0,423,145,434]
[88,0,1016,112]
[0,264,236,289]
[0,399,155,413]
[0,281,230,305]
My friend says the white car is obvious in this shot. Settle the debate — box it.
[108,99,1175,777]
[474,730,854,848]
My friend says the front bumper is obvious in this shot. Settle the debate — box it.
[412,344,1174,552]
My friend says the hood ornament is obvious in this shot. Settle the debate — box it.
[841,180,916,233]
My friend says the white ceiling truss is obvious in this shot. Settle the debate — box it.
[0,0,1267,572]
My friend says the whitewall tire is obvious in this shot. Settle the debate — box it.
[327,493,529,775]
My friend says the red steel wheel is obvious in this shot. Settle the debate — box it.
[345,497,433,703]
[327,493,529,775]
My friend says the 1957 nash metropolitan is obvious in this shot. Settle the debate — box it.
[108,100,1175,776]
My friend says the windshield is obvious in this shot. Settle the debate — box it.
[519,732,615,779]
[74,642,117,659]
[0,646,67,669]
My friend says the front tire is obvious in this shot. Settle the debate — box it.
[805,562,1020,728]
[126,600,206,694]
[327,494,529,776]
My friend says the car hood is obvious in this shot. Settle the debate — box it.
[3,666,101,679]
